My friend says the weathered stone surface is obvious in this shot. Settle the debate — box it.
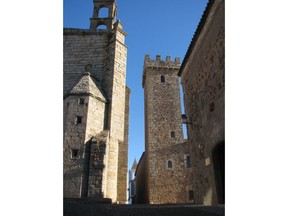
[64,0,129,204]
[179,0,225,205]
[139,56,192,204]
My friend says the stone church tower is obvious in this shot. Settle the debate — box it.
[142,55,192,204]
[63,0,129,204]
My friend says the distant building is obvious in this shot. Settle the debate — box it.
[179,0,225,205]
[128,159,137,204]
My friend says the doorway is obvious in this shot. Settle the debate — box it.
[212,141,225,204]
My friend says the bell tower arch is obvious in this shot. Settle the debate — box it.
[90,0,117,30]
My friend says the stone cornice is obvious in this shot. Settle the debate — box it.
[64,93,107,103]
[64,28,113,36]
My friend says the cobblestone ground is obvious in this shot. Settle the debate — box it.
[64,199,224,216]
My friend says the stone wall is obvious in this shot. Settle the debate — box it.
[64,94,89,197]
[179,0,225,205]
[64,20,129,203]
[117,87,130,203]
[64,29,110,96]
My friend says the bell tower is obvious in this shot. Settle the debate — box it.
[90,0,117,30]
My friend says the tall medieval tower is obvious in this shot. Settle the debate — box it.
[142,55,192,204]
[63,0,129,204]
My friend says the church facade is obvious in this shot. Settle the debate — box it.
[63,0,129,204]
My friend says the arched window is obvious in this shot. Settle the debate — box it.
[168,160,172,168]
[161,75,165,83]
[98,7,109,18]
[97,24,108,30]
[171,131,175,138]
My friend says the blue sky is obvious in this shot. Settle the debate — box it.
[64,0,209,169]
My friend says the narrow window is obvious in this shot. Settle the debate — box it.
[185,155,191,168]
[71,149,79,159]
[209,101,215,112]
[161,75,165,83]
[75,116,82,124]
[78,98,85,105]
[188,190,194,201]
[171,131,175,138]
[168,160,172,168]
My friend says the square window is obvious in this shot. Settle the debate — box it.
[71,149,79,159]
[75,116,82,124]
[78,98,85,105]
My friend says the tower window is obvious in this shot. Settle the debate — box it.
[209,101,215,111]
[75,116,82,124]
[171,131,175,138]
[188,190,194,201]
[185,155,191,168]
[168,160,173,168]
[78,98,85,105]
[71,149,79,159]
[161,75,165,83]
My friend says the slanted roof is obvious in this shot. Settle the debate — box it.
[178,0,215,76]
[69,72,106,102]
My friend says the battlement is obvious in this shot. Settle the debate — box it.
[142,55,181,88]
[144,54,180,67]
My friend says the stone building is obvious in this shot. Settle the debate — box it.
[138,55,193,204]
[179,0,225,205]
[128,159,137,204]
[63,0,130,204]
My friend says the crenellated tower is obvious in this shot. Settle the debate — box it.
[142,55,191,204]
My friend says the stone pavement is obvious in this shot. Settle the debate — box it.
[64,199,224,216]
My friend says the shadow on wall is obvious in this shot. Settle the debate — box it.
[212,141,225,204]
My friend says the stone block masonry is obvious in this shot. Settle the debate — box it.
[63,0,130,204]
[179,0,225,205]
[139,55,193,204]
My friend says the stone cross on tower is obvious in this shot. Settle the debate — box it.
[90,0,117,30]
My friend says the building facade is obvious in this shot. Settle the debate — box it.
[63,0,129,204]
[140,55,192,204]
[179,0,225,205]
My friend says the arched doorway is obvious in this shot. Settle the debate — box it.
[212,141,225,204]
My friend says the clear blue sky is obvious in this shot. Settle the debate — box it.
[64,0,209,170]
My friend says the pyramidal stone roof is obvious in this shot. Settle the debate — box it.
[70,72,106,102]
